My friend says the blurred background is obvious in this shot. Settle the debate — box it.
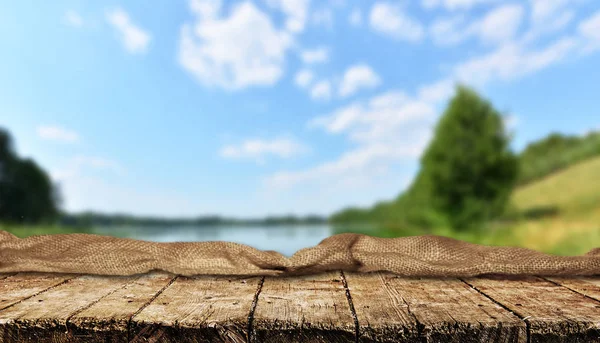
[1,0,600,256]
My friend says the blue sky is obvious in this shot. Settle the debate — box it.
[1,0,599,218]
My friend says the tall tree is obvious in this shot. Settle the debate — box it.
[0,127,61,224]
[418,85,518,230]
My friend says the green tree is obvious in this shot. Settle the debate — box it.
[0,127,61,224]
[418,85,518,231]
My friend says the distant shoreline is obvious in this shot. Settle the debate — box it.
[59,212,329,228]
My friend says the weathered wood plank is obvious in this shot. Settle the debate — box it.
[543,276,600,302]
[130,275,262,343]
[463,274,600,342]
[0,274,139,343]
[252,271,355,343]
[344,272,526,343]
[0,272,78,311]
[341,272,420,343]
[66,271,177,343]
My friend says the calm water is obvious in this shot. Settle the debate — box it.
[92,224,336,257]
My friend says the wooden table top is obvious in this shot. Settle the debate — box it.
[1,271,600,342]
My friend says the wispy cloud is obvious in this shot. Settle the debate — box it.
[36,125,80,143]
[338,64,381,97]
[578,10,600,54]
[421,0,497,11]
[64,10,84,28]
[310,80,332,101]
[267,87,437,191]
[294,69,315,88]
[369,2,424,42]
[300,47,329,64]
[266,0,310,33]
[430,4,524,46]
[106,8,151,54]
[220,137,308,163]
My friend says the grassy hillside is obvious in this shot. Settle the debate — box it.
[506,156,600,255]
[512,156,600,215]
[333,155,600,256]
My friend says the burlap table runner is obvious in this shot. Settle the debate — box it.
[1,230,599,276]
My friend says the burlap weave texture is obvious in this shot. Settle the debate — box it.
[1,230,599,276]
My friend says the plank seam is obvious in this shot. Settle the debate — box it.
[126,274,179,342]
[459,277,531,343]
[247,276,264,343]
[379,273,425,340]
[538,276,600,304]
[0,273,80,312]
[339,271,360,343]
[65,275,145,337]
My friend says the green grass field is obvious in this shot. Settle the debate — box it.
[506,156,600,255]
[0,224,91,238]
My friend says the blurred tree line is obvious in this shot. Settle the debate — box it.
[518,131,600,185]
[59,212,327,228]
[0,128,61,224]
[331,85,600,233]
[2,83,600,230]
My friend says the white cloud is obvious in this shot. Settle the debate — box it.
[263,1,600,213]
[36,125,80,143]
[369,2,424,42]
[477,4,524,44]
[105,8,151,54]
[417,79,455,103]
[521,0,576,43]
[178,1,293,90]
[453,37,578,86]
[312,90,436,143]
[429,16,469,46]
[220,137,307,162]
[338,64,381,97]
[300,47,329,64]
[422,0,497,11]
[530,0,570,24]
[430,4,524,46]
[267,77,452,195]
[64,10,83,28]
[578,10,600,54]
[349,8,362,26]
[294,69,314,88]
[310,80,332,101]
[266,0,310,33]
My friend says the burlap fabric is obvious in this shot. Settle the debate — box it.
[1,230,600,277]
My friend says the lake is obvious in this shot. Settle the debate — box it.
[92,224,337,256]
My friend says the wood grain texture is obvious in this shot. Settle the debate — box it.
[463,274,600,343]
[252,271,355,343]
[344,272,525,343]
[67,271,176,343]
[341,272,420,343]
[130,275,262,343]
[3,272,600,342]
[543,275,600,302]
[0,274,138,343]
[0,272,78,312]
